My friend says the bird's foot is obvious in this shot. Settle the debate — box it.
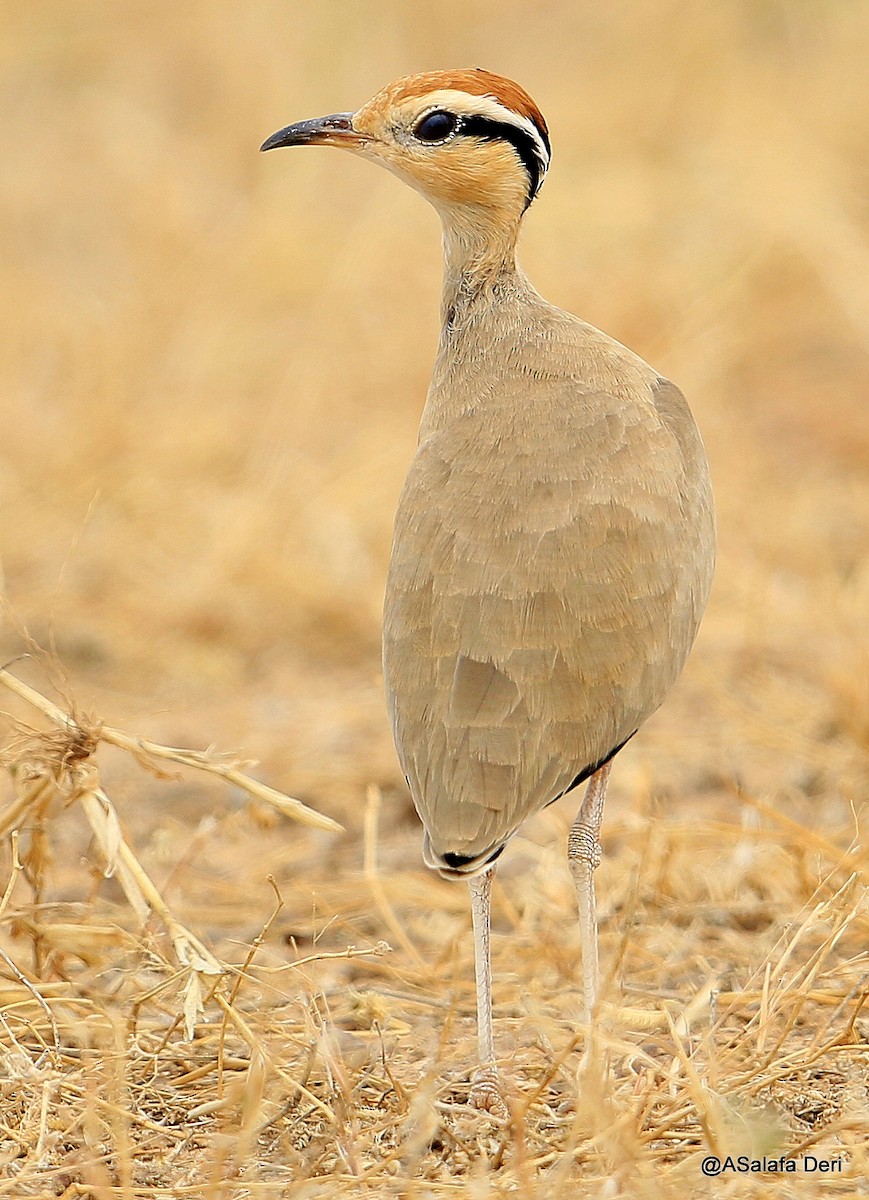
[468,1065,507,1115]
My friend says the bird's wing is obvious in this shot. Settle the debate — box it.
[384,373,714,865]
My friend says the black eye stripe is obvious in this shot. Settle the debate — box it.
[458,115,548,208]
[411,108,550,208]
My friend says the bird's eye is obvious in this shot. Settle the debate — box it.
[413,110,459,143]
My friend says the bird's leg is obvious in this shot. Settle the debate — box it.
[467,865,503,1112]
[568,760,612,1022]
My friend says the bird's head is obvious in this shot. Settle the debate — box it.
[262,69,550,232]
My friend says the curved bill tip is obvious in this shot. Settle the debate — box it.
[260,112,361,152]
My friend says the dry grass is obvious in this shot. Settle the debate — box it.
[2,1,869,1195]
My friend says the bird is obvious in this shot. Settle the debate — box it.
[262,69,715,1108]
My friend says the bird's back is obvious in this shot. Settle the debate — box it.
[383,277,714,870]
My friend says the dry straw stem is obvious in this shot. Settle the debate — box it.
[0,666,342,835]
[0,663,340,1039]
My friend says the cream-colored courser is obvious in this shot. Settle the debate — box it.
[263,69,715,1107]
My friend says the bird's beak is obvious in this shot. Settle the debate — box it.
[260,112,367,153]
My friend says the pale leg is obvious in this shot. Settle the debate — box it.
[467,865,502,1110]
[568,761,612,1021]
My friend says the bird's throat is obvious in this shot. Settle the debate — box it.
[440,208,521,288]
[439,215,525,335]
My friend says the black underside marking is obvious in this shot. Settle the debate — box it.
[441,843,505,871]
[547,731,637,806]
[460,114,545,208]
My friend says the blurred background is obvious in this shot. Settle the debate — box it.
[1,0,868,930]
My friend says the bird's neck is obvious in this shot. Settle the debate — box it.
[439,210,525,325]
[420,211,543,441]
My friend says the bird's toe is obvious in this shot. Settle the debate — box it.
[468,1065,508,1116]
